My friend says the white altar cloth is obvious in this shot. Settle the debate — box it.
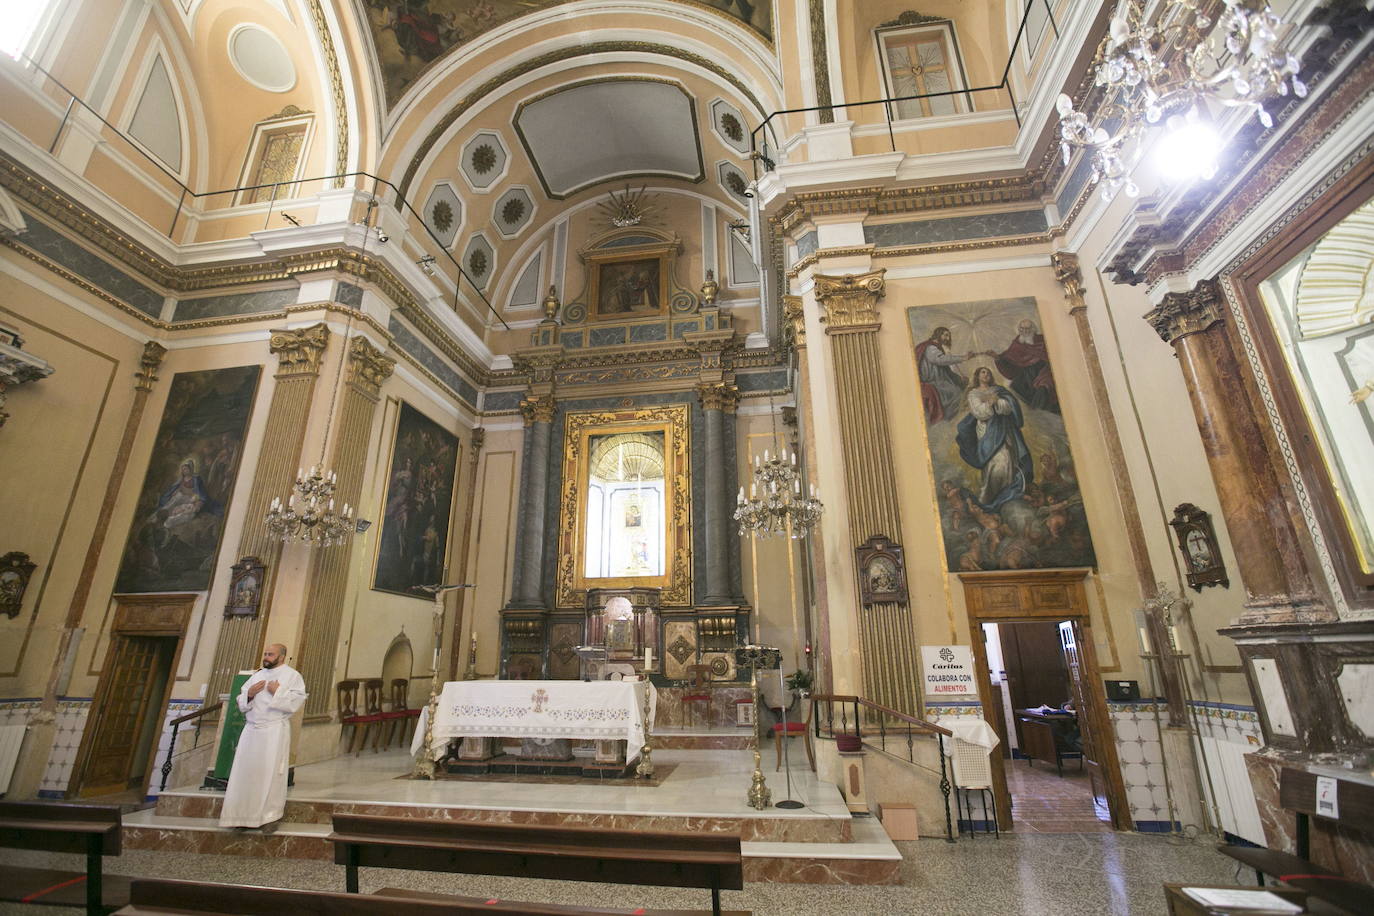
[411,679,655,760]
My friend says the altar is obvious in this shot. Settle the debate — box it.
[412,679,656,777]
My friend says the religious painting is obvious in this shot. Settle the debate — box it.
[0,552,36,619]
[855,535,908,607]
[373,402,460,597]
[366,0,773,105]
[907,298,1097,572]
[589,254,668,320]
[113,366,261,593]
[1168,503,1229,592]
[224,555,265,617]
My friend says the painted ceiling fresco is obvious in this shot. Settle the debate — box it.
[363,0,773,105]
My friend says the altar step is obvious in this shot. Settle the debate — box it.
[121,808,901,885]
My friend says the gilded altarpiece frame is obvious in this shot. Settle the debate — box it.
[555,405,692,609]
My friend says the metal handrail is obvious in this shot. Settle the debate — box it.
[809,693,955,842]
[158,702,222,792]
[14,54,509,331]
[748,0,1061,179]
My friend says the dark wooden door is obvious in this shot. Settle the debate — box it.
[1060,620,1108,811]
[78,635,172,796]
[999,621,1071,750]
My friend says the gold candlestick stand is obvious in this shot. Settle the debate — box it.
[636,676,656,779]
[737,645,781,810]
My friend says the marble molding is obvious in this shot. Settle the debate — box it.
[388,314,479,407]
[864,209,1048,249]
[744,856,900,885]
[152,793,853,844]
[122,825,333,861]
[654,686,754,729]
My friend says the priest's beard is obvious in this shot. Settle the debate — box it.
[262,658,279,669]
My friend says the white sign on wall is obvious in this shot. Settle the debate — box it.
[921,645,978,698]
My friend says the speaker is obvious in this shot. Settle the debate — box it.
[1105,679,1140,701]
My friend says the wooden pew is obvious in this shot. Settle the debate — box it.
[114,878,746,915]
[1218,767,1374,915]
[0,800,129,915]
[328,814,746,916]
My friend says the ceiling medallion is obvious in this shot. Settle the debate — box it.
[596,184,658,229]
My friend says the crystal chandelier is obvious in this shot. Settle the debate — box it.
[264,311,357,548]
[734,448,824,539]
[1056,0,1306,198]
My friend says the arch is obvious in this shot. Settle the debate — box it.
[381,631,414,687]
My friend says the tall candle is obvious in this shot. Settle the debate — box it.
[1139,626,1152,655]
[644,647,653,669]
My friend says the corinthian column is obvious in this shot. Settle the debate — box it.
[298,337,395,719]
[507,394,556,609]
[814,270,920,714]
[697,382,740,605]
[205,324,329,708]
[1144,280,1323,623]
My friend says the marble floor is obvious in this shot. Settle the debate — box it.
[0,831,1246,915]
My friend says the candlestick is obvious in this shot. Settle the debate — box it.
[1139,627,1152,655]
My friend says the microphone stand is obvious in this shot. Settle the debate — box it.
[410,583,476,779]
[775,669,803,809]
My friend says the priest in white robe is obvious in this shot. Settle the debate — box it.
[218,643,307,829]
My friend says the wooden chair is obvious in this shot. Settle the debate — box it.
[382,678,420,748]
[684,663,713,727]
[337,680,385,755]
[772,696,815,773]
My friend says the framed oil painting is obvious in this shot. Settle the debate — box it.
[373,402,460,597]
[114,366,261,593]
[225,555,265,618]
[855,535,908,607]
[907,297,1097,573]
[587,247,671,321]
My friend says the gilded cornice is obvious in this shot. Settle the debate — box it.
[814,269,886,333]
[696,382,740,413]
[270,323,330,377]
[782,295,805,351]
[398,41,771,200]
[304,0,349,185]
[345,336,396,398]
[133,341,167,392]
[1143,279,1225,344]
[0,154,487,388]
[1050,251,1087,314]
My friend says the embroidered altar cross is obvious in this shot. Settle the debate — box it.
[531,688,549,713]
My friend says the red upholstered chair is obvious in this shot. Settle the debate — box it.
[773,696,816,772]
[683,664,713,726]
[337,680,384,755]
[383,678,421,748]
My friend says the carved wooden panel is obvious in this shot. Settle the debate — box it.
[662,620,697,680]
[547,622,581,680]
[959,570,1090,620]
[112,594,195,634]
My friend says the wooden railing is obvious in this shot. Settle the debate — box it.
[158,702,221,792]
[809,694,955,842]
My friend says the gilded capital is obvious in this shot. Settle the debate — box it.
[783,295,806,350]
[470,427,485,455]
[269,323,330,378]
[1050,252,1087,314]
[814,269,885,332]
[345,336,395,397]
[520,394,556,426]
[1144,279,1226,345]
[134,341,167,391]
[696,382,740,413]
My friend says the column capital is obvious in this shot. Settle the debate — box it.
[345,336,395,398]
[132,341,167,392]
[1144,279,1225,344]
[519,393,556,426]
[815,269,885,333]
[269,323,329,378]
[782,295,806,350]
[1050,252,1087,315]
[470,427,485,454]
[696,382,740,413]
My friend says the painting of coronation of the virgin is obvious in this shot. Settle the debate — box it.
[373,402,460,597]
[907,298,1097,572]
[364,0,773,103]
[113,366,261,594]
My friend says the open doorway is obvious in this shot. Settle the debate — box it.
[984,619,1110,832]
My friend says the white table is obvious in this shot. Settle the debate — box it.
[412,679,655,761]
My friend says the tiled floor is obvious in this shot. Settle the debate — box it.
[0,831,1245,915]
[1006,755,1113,833]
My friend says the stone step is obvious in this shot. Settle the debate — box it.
[121,809,901,885]
[154,791,852,843]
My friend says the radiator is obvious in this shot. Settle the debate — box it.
[0,723,27,796]
[1199,735,1265,844]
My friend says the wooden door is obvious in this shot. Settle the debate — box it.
[1000,621,1071,750]
[78,635,169,796]
[1060,620,1108,812]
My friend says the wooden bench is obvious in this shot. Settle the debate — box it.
[0,800,129,915]
[113,878,746,915]
[1218,767,1374,915]
[328,814,746,916]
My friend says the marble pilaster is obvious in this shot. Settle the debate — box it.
[697,382,739,605]
[506,394,556,610]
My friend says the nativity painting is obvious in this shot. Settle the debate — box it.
[907,298,1097,572]
[113,366,261,593]
[363,0,774,104]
